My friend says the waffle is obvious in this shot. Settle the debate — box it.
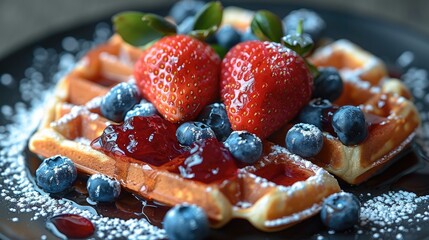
[271,39,420,184]
[29,35,340,231]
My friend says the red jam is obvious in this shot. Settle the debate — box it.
[169,138,238,184]
[91,115,183,166]
[48,214,95,239]
[253,163,312,187]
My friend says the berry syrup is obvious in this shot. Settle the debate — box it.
[91,115,183,166]
[47,214,95,239]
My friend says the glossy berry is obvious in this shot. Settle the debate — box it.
[134,35,220,123]
[177,16,195,34]
[224,131,263,164]
[297,98,333,130]
[313,67,344,101]
[198,103,232,141]
[92,115,183,166]
[87,174,121,203]
[332,106,368,145]
[176,121,216,146]
[240,28,258,42]
[321,192,361,231]
[221,41,313,139]
[100,82,140,122]
[168,0,205,24]
[286,123,323,158]
[283,8,326,42]
[124,99,157,121]
[163,204,209,240]
[173,138,238,183]
[35,155,77,193]
[215,25,241,49]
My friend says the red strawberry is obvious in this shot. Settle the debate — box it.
[221,40,313,139]
[134,35,220,123]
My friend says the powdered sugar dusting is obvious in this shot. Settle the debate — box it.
[0,23,165,239]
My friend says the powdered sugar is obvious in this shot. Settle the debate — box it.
[0,23,165,239]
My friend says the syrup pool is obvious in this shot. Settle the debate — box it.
[47,214,95,239]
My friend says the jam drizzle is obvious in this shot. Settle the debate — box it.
[47,214,95,239]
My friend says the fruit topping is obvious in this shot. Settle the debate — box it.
[172,138,238,184]
[221,40,313,139]
[176,121,216,146]
[297,98,335,131]
[35,155,77,194]
[87,174,121,203]
[283,9,326,42]
[134,34,221,123]
[197,102,232,141]
[286,123,324,158]
[163,204,209,240]
[169,0,205,25]
[100,82,141,122]
[313,67,344,101]
[332,106,368,145]
[224,131,263,164]
[124,99,157,121]
[48,214,95,239]
[320,192,361,231]
[215,25,242,49]
[91,115,182,166]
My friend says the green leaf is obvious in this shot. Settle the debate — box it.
[190,1,223,40]
[113,11,170,47]
[305,59,320,79]
[210,44,228,59]
[142,13,177,35]
[251,10,284,43]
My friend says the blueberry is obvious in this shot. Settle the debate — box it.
[163,204,209,240]
[86,174,121,203]
[176,121,216,146]
[100,82,140,122]
[283,9,326,42]
[286,123,323,158]
[169,0,205,24]
[198,103,232,141]
[332,106,368,145]
[215,25,241,49]
[35,155,77,193]
[224,131,262,164]
[240,28,258,42]
[313,67,344,101]
[321,192,361,231]
[177,16,195,35]
[124,99,157,121]
[297,98,333,130]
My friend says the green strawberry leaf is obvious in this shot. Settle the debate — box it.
[251,10,284,43]
[210,44,228,59]
[113,11,176,47]
[189,1,223,40]
[142,13,177,35]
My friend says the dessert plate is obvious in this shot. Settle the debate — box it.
[1,1,429,239]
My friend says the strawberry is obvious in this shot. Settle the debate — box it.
[221,40,313,139]
[134,35,220,123]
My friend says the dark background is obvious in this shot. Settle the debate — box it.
[0,0,429,59]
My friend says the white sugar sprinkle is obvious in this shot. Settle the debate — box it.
[0,23,165,239]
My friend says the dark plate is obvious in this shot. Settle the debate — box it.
[1,1,429,239]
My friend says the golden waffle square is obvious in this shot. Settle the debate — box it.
[29,35,340,231]
[271,40,420,184]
